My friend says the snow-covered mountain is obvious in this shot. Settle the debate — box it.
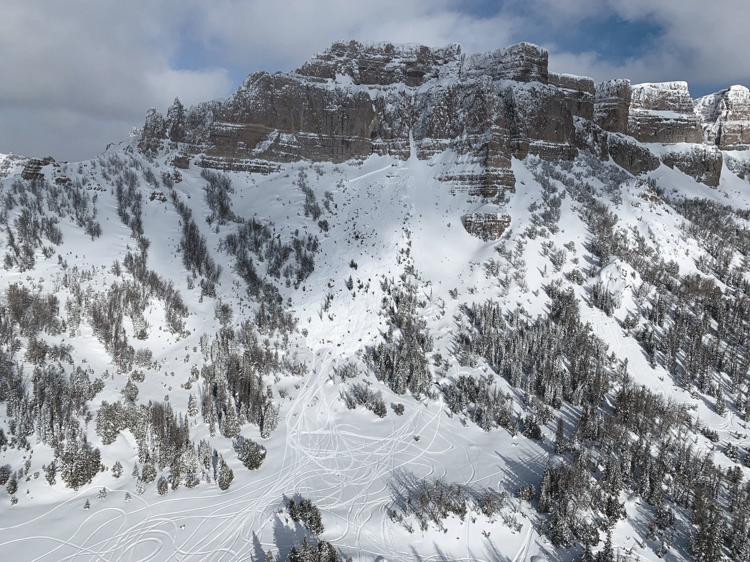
[0,40,749,562]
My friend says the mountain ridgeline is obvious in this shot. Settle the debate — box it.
[140,40,750,237]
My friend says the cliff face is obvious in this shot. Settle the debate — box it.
[695,85,750,149]
[138,40,750,239]
[628,82,703,144]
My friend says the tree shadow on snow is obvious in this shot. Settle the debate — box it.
[272,514,307,561]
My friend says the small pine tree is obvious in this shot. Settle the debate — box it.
[716,386,727,416]
[6,475,18,496]
[45,461,57,486]
[596,530,614,562]
[555,417,566,453]
[157,476,169,496]
[222,401,241,438]
[187,394,198,417]
[122,380,139,402]
[579,543,595,562]
[217,458,234,491]
[83,499,91,510]
[141,462,156,484]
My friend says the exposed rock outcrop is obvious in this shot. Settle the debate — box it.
[296,40,462,86]
[465,42,548,83]
[607,134,659,175]
[594,79,631,134]
[137,39,745,225]
[21,157,54,181]
[695,85,750,149]
[461,213,511,241]
[628,82,702,144]
[660,145,723,187]
[139,40,581,206]
[550,73,595,120]
[724,151,750,180]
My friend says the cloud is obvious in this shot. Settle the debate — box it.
[543,0,750,92]
[0,0,231,160]
[0,0,748,160]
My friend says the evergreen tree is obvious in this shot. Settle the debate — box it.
[187,394,198,417]
[6,475,18,496]
[141,461,157,484]
[555,417,566,453]
[45,461,57,485]
[217,458,234,491]
[596,530,614,562]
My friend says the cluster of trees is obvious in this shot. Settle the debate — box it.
[297,171,322,221]
[0,174,102,271]
[223,218,318,335]
[492,157,750,560]
[1,171,102,271]
[111,163,189,339]
[223,218,318,291]
[172,192,222,297]
[567,168,749,418]
[457,285,615,410]
[96,397,239,493]
[451,272,750,559]
[441,374,514,432]
[202,169,236,225]
[233,436,266,470]
[366,273,434,397]
[340,382,387,418]
[287,539,342,562]
[287,496,325,535]
[199,321,284,439]
[281,496,344,562]
[388,472,510,533]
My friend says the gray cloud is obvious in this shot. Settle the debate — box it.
[1,0,748,161]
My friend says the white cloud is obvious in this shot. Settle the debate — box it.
[0,0,231,160]
[544,0,750,92]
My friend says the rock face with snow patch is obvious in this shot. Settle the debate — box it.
[460,213,511,241]
[696,85,750,149]
[660,145,723,187]
[594,79,631,134]
[296,40,462,86]
[139,40,750,212]
[138,40,583,217]
[725,152,750,180]
[549,73,595,120]
[628,82,702,144]
[607,134,659,175]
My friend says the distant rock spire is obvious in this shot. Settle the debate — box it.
[166,97,186,142]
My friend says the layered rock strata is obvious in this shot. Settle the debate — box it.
[139,40,750,239]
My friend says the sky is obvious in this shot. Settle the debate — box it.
[1,0,748,161]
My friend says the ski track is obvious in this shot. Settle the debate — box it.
[0,341,462,561]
